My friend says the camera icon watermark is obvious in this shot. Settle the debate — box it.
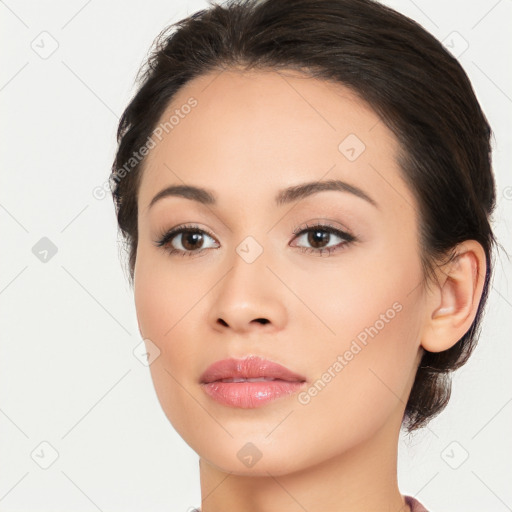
[440,440,469,469]
[32,237,58,263]
[30,441,59,469]
[236,236,263,264]
[442,31,469,59]
[133,338,161,366]
[338,133,366,162]
[31,31,59,59]
[237,442,263,468]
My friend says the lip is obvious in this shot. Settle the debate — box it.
[200,355,306,383]
[199,355,306,409]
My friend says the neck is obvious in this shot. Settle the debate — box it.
[197,411,410,512]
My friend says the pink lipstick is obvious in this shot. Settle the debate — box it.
[199,355,306,408]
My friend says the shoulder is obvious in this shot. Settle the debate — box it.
[404,494,429,512]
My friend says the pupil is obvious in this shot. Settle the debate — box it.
[183,232,202,250]
[308,230,328,248]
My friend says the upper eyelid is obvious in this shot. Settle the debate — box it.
[293,221,350,234]
[155,224,217,246]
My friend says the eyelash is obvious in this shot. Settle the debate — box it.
[154,222,356,258]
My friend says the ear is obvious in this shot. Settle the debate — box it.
[421,240,487,353]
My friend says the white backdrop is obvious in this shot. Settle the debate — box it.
[1,0,511,511]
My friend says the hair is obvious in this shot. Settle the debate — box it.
[110,0,497,432]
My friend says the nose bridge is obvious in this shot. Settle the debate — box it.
[222,232,271,306]
[208,230,287,332]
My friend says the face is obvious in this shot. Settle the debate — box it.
[134,68,426,476]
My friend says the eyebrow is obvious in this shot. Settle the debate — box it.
[147,179,378,210]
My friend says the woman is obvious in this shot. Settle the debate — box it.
[110,0,497,510]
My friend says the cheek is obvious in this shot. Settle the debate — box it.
[133,243,205,342]
[288,239,422,352]
[292,289,423,457]
[291,243,423,422]
[133,248,214,433]
[133,270,197,438]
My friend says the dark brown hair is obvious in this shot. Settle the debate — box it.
[110,0,497,431]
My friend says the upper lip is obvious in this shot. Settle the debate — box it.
[200,356,306,384]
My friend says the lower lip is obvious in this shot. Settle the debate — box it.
[201,380,306,408]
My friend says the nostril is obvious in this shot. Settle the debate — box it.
[216,318,269,327]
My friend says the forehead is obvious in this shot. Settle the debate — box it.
[138,68,411,215]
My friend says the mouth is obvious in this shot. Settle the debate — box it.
[199,356,306,408]
[216,377,289,383]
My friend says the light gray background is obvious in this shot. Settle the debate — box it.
[1,0,511,511]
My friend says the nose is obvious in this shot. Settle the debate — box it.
[208,245,287,335]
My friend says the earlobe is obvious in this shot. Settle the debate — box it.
[421,241,486,353]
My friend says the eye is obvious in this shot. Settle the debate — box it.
[154,224,219,257]
[290,222,356,256]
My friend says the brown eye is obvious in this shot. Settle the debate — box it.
[305,229,331,249]
[291,224,356,256]
[155,224,219,257]
[180,231,205,251]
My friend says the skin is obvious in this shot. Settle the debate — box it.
[133,68,486,512]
